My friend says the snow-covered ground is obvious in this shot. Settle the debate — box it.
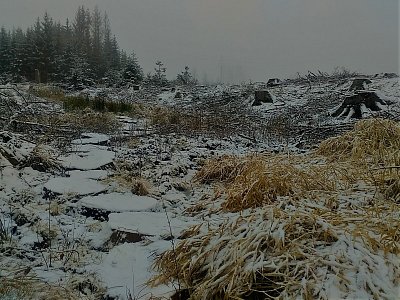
[0,74,399,299]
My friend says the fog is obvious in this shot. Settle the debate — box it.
[0,0,398,82]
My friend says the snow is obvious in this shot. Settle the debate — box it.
[44,176,107,195]
[71,132,110,145]
[157,91,177,105]
[108,211,187,237]
[67,170,109,180]
[92,241,174,299]
[1,76,399,299]
[79,193,158,212]
[59,145,115,170]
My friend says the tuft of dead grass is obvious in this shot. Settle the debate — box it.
[31,85,66,102]
[195,155,360,212]
[317,118,400,165]
[318,118,400,201]
[106,170,152,196]
[223,158,337,211]
[150,203,400,299]
[0,272,103,300]
[193,155,247,184]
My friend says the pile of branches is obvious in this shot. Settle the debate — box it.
[286,68,361,86]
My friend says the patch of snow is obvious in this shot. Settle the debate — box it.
[80,193,158,212]
[108,211,188,237]
[67,170,109,180]
[71,133,110,145]
[60,145,115,170]
[44,177,107,195]
[92,241,174,300]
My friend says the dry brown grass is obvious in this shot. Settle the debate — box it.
[193,155,247,184]
[149,106,245,138]
[110,174,151,195]
[0,272,104,300]
[150,118,400,299]
[56,110,120,135]
[31,85,66,102]
[194,155,361,212]
[318,118,400,202]
[224,158,336,211]
[150,203,400,299]
[193,119,400,211]
[149,106,204,135]
[16,109,120,143]
[106,166,152,196]
[317,118,400,165]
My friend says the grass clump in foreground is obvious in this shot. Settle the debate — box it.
[150,118,400,299]
[150,204,400,299]
[317,118,400,202]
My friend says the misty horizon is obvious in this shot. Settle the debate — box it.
[0,0,398,83]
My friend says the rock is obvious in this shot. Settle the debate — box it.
[331,91,387,119]
[252,90,274,106]
[349,78,372,91]
[174,91,182,99]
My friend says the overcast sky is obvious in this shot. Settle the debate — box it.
[0,0,398,82]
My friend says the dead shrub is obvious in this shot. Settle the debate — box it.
[193,155,247,184]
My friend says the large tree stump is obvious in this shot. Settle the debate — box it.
[331,91,387,119]
[252,90,274,106]
[349,78,372,91]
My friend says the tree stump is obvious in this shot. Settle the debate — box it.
[267,78,281,87]
[331,91,387,119]
[253,90,274,106]
[349,78,372,91]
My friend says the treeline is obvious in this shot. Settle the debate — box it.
[0,6,143,88]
